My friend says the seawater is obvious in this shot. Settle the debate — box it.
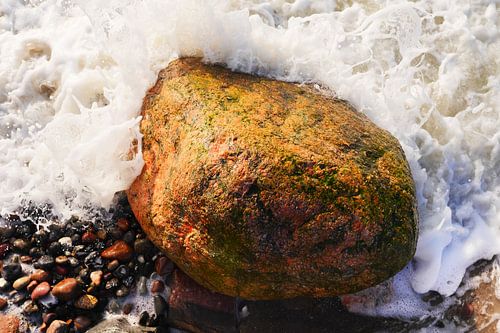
[0,0,499,321]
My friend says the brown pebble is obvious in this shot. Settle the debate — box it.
[0,297,7,310]
[116,218,130,232]
[31,269,50,282]
[155,256,174,276]
[107,259,119,271]
[74,294,98,310]
[96,230,107,240]
[55,265,69,276]
[31,281,51,300]
[47,319,68,333]
[12,276,31,290]
[51,278,81,301]
[20,256,32,263]
[27,280,38,293]
[150,280,165,293]
[74,316,92,332]
[42,312,56,324]
[122,303,133,314]
[101,240,133,262]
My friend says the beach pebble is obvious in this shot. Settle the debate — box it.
[35,255,55,270]
[47,320,68,333]
[30,269,50,282]
[74,315,92,332]
[31,282,51,300]
[101,241,133,262]
[151,280,165,293]
[0,314,20,333]
[2,262,22,281]
[51,278,81,301]
[154,295,168,315]
[13,276,30,290]
[74,294,98,310]
[90,270,103,286]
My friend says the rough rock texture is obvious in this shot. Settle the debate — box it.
[0,315,20,333]
[128,57,418,299]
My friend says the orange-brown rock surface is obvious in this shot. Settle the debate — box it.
[127,57,418,299]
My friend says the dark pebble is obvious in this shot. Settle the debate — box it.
[109,227,123,240]
[29,247,44,258]
[147,314,159,327]
[15,221,36,237]
[0,226,15,240]
[122,275,134,288]
[153,295,168,315]
[139,311,150,326]
[70,234,81,244]
[74,315,92,333]
[0,243,9,258]
[48,242,62,256]
[134,238,153,255]
[123,231,135,244]
[105,278,119,290]
[113,265,129,279]
[2,262,23,281]
[0,297,7,309]
[34,255,55,270]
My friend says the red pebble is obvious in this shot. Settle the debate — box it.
[31,282,51,300]
[81,232,97,244]
[116,218,130,232]
[101,240,134,262]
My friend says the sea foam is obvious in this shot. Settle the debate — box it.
[1,0,499,320]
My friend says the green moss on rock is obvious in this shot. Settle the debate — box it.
[127,57,418,300]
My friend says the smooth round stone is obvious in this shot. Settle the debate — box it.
[12,276,31,290]
[0,278,10,291]
[31,282,51,300]
[51,278,81,301]
[22,300,39,314]
[30,269,50,282]
[137,276,147,295]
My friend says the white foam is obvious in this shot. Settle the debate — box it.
[1,0,500,320]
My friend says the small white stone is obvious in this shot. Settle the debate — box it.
[58,237,72,248]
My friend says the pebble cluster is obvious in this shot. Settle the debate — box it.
[0,200,174,333]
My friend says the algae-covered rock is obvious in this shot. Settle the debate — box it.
[127,57,418,300]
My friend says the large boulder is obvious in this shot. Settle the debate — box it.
[127,57,418,300]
